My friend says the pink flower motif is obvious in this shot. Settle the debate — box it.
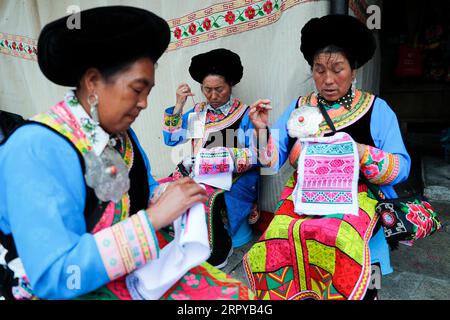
[245,6,256,19]
[216,162,230,173]
[200,162,213,174]
[422,201,434,212]
[369,148,385,162]
[408,203,421,213]
[177,277,239,300]
[183,274,200,286]
[171,292,190,300]
[363,164,380,179]
[174,27,182,39]
[203,18,212,31]
[263,1,273,14]
[225,11,236,25]
[222,287,238,296]
[405,202,434,239]
[188,23,197,35]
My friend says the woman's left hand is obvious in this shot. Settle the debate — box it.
[249,99,272,132]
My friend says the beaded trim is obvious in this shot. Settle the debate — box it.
[297,89,376,136]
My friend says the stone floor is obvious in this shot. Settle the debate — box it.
[379,153,450,300]
[379,200,450,300]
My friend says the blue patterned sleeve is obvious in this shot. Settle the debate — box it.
[162,106,193,146]
[0,125,111,299]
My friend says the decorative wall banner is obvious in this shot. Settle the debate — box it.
[167,0,316,51]
[0,0,319,60]
[0,0,369,61]
[0,33,37,61]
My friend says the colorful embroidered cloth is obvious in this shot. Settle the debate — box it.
[293,132,360,216]
[156,177,222,254]
[243,172,378,300]
[195,147,234,175]
[6,98,134,299]
[194,147,234,190]
[78,231,254,300]
[21,98,253,300]
[126,202,210,300]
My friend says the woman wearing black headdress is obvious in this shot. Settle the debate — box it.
[244,14,411,300]
[0,110,24,143]
[0,6,253,300]
[163,48,259,269]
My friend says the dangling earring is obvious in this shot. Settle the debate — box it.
[87,93,99,124]
[351,78,357,98]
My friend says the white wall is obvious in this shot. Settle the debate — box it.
[0,0,380,212]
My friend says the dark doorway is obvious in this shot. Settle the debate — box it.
[379,0,450,196]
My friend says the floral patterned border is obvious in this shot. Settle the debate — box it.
[168,0,317,51]
[0,0,319,60]
[0,33,37,61]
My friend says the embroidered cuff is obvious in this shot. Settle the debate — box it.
[197,147,233,175]
[94,210,159,281]
[229,148,254,173]
[289,140,302,168]
[359,144,400,185]
[163,110,182,133]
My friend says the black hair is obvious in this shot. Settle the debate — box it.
[312,45,357,70]
[76,54,155,89]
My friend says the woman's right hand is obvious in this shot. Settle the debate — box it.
[174,83,195,114]
[145,177,207,231]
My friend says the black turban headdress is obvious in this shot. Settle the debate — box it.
[300,14,376,69]
[37,6,170,87]
[189,48,243,85]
